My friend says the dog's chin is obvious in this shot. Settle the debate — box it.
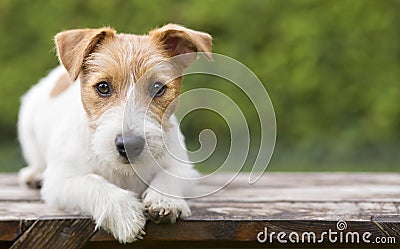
[110,160,136,175]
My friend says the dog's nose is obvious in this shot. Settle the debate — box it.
[115,134,145,160]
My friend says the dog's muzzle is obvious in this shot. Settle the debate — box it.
[115,134,145,162]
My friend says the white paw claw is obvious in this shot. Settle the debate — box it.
[143,190,191,224]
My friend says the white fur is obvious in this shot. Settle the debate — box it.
[18,66,198,243]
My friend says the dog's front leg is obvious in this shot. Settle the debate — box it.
[142,164,197,224]
[41,173,146,243]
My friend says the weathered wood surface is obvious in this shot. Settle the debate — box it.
[10,218,95,249]
[0,172,399,248]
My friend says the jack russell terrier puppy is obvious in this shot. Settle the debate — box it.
[18,24,212,243]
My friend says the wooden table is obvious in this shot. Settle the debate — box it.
[0,172,399,248]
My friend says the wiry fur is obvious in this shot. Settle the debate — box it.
[18,24,212,243]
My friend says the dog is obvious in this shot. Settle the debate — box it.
[17,24,212,243]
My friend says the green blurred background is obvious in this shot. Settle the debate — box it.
[0,0,399,172]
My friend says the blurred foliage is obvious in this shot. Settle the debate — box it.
[0,0,399,171]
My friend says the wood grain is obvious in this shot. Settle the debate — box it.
[10,218,95,249]
[0,172,399,248]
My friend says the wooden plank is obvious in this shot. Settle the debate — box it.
[2,183,399,202]
[10,217,96,249]
[0,187,40,201]
[1,200,399,244]
[0,172,399,248]
[2,173,400,202]
[197,184,400,202]
[187,202,400,221]
[3,172,400,187]
[0,201,399,225]
[0,201,82,221]
[372,216,400,241]
[196,173,400,202]
[89,220,395,248]
[199,172,400,187]
[0,220,33,241]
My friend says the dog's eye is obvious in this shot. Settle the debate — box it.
[151,82,167,97]
[95,82,112,96]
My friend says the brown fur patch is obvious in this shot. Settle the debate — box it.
[54,25,212,129]
[55,27,116,81]
[80,34,172,125]
[50,72,73,97]
[149,24,212,61]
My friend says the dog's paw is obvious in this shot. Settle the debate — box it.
[18,166,43,189]
[97,190,146,243]
[142,189,191,224]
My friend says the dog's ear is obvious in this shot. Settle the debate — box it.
[55,28,116,81]
[149,24,212,68]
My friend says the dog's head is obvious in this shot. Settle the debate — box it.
[55,24,212,172]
